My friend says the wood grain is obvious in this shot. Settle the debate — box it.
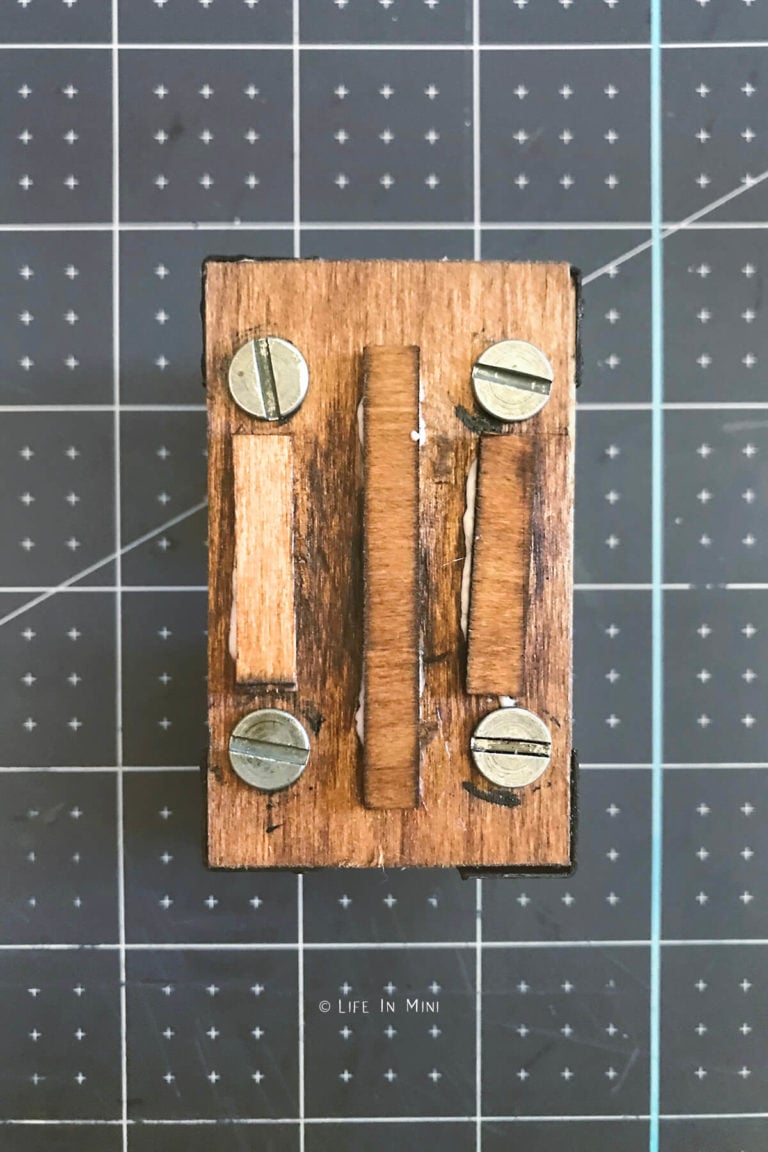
[466,434,533,697]
[205,259,577,869]
[362,345,420,810]
[232,434,296,687]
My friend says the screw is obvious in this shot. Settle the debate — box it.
[228,336,309,420]
[228,709,310,792]
[470,706,551,790]
[471,339,553,423]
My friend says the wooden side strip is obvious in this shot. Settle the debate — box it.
[466,433,534,696]
[232,434,297,687]
[363,345,420,809]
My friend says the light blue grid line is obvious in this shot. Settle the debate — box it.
[649,0,664,1149]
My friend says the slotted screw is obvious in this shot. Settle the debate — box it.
[470,706,552,789]
[229,709,310,792]
[228,336,309,421]
[471,339,553,423]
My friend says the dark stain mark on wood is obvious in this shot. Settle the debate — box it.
[462,780,522,809]
[302,701,325,736]
[454,404,499,436]
[423,649,452,665]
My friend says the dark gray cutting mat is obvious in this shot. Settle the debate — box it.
[1,1,767,1150]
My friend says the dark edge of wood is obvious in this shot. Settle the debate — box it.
[570,264,584,390]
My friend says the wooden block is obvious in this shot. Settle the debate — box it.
[232,434,296,687]
[205,259,577,870]
[466,434,533,696]
[362,345,420,810]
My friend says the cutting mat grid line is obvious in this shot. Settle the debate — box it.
[649,5,663,1152]
[1,1,767,1149]
[3,40,768,48]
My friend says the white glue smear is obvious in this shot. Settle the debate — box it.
[354,681,365,745]
[459,457,478,639]
[417,372,426,700]
[228,566,238,662]
[357,397,365,447]
[498,696,517,709]
[410,409,427,445]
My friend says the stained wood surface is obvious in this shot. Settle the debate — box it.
[466,434,533,697]
[362,345,420,810]
[232,434,297,687]
[205,259,576,869]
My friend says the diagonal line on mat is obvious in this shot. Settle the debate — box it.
[583,167,768,284]
[0,499,208,629]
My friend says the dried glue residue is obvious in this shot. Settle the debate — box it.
[410,414,427,445]
[498,696,516,708]
[460,457,478,639]
[228,565,238,662]
[357,397,364,447]
[354,681,365,744]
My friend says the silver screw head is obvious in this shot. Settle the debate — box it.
[228,336,309,421]
[470,706,552,790]
[471,339,553,423]
[229,709,310,792]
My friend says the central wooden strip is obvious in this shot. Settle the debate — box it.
[467,433,534,697]
[363,345,420,809]
[232,434,297,687]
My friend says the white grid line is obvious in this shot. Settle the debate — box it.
[1,1113,764,1125]
[110,4,128,1148]
[3,40,768,50]
[471,0,481,263]
[0,404,207,412]
[649,7,664,1143]
[578,402,768,410]
[1,1112,767,1124]
[292,0,301,262]
[475,877,482,1152]
[2,220,768,232]
[0,586,209,592]
[1,1113,765,1124]
[298,875,306,1152]
[3,938,768,950]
